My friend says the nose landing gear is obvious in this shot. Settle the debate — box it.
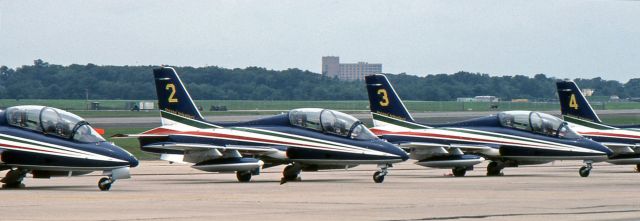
[373,164,390,183]
[579,161,593,177]
[98,177,114,191]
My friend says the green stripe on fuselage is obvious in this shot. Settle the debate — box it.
[563,115,616,130]
[372,113,430,129]
[160,111,220,129]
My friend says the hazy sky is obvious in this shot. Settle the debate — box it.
[1,0,639,81]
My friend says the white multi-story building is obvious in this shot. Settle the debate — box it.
[322,56,382,81]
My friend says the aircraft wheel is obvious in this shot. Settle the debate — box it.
[452,167,467,177]
[98,177,112,191]
[579,166,591,177]
[486,161,503,176]
[373,171,385,183]
[2,182,25,189]
[283,165,299,181]
[636,164,640,172]
[236,171,252,182]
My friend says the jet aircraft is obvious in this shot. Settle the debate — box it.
[115,67,408,184]
[0,105,138,190]
[365,74,612,177]
[556,80,640,171]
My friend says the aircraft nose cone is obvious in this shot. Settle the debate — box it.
[128,155,140,167]
[584,139,613,156]
[384,141,409,161]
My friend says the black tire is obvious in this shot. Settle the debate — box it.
[579,166,590,177]
[452,167,467,177]
[236,171,252,182]
[636,164,640,172]
[98,177,112,191]
[283,165,299,181]
[486,161,502,176]
[2,182,25,189]
[373,171,385,183]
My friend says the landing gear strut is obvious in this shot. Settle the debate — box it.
[452,167,467,177]
[280,164,301,185]
[236,171,252,182]
[1,169,28,189]
[579,160,593,177]
[373,164,390,183]
[98,177,114,191]
[486,161,504,176]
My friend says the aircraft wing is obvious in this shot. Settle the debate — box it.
[142,142,280,155]
[399,142,493,152]
[600,142,638,154]
[111,133,169,138]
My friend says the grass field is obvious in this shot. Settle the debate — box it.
[2,99,640,118]
[103,128,157,160]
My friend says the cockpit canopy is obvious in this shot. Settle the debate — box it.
[5,105,105,142]
[288,108,377,140]
[498,111,581,139]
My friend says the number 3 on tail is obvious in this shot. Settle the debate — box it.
[166,84,178,103]
[377,89,389,107]
[569,94,578,110]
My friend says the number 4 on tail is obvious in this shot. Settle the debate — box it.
[569,94,578,110]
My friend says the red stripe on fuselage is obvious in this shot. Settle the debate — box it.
[144,127,349,152]
[372,128,542,148]
[580,131,640,140]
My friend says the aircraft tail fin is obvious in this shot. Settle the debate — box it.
[365,74,420,128]
[556,80,602,123]
[153,67,218,128]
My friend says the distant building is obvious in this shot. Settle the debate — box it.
[322,56,382,81]
[582,88,595,97]
[473,96,500,102]
[511,99,529,103]
[456,96,500,102]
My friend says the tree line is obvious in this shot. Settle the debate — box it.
[0,60,638,101]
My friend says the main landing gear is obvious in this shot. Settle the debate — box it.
[486,161,505,176]
[1,169,28,189]
[280,164,302,185]
[636,164,640,172]
[452,167,467,177]
[373,164,390,183]
[579,160,593,177]
[236,171,252,182]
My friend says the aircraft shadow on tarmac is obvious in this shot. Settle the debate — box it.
[0,185,100,191]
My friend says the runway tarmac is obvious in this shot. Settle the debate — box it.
[2,161,640,221]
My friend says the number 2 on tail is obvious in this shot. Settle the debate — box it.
[166,84,178,103]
